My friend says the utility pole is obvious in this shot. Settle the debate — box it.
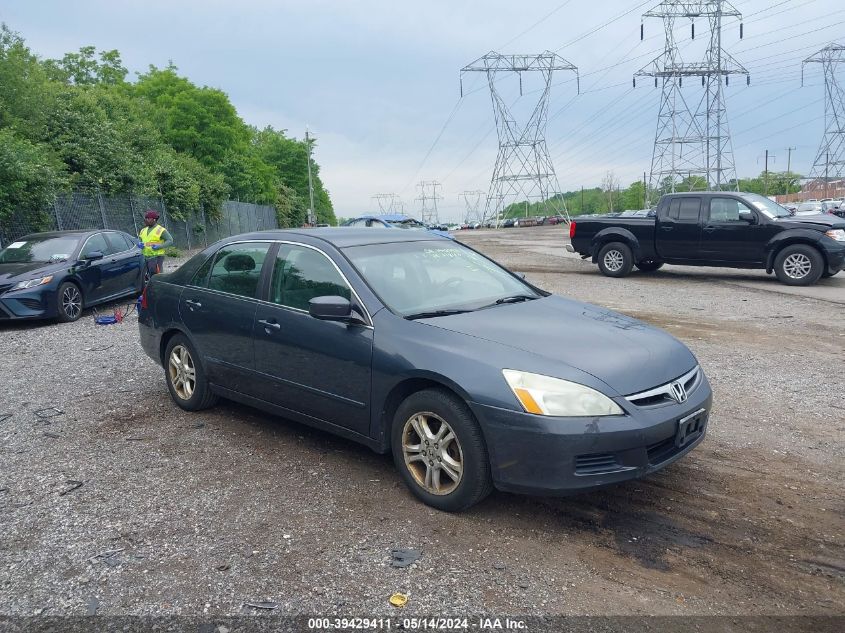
[802,44,845,192]
[758,149,775,196]
[636,1,748,200]
[643,171,648,208]
[458,190,485,225]
[785,146,796,175]
[415,181,443,225]
[305,127,316,225]
[371,193,401,214]
[461,51,578,225]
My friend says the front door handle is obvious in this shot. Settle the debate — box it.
[660,225,674,231]
[258,319,281,331]
[703,226,717,233]
[185,299,202,309]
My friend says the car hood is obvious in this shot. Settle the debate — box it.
[776,214,845,229]
[0,261,67,285]
[420,295,697,395]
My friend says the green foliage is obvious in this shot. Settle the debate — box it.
[736,171,802,196]
[0,128,65,227]
[0,24,334,227]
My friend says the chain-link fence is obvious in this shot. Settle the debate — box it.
[0,190,278,250]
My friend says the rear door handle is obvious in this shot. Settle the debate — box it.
[703,226,717,233]
[258,319,281,331]
[185,299,202,308]
[660,225,674,231]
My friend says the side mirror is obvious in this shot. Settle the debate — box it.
[738,210,756,224]
[309,295,354,322]
[84,251,104,261]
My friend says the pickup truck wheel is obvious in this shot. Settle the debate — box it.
[774,245,824,286]
[635,260,664,272]
[597,242,634,278]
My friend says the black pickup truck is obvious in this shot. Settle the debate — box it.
[567,192,845,286]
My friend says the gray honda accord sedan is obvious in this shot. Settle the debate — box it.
[138,229,712,511]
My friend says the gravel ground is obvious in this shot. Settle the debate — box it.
[0,228,843,620]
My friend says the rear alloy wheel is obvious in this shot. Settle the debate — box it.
[635,260,664,272]
[164,334,218,411]
[774,244,823,286]
[56,282,83,323]
[597,242,634,278]
[392,389,492,512]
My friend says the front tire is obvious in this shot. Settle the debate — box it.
[164,334,218,411]
[56,282,83,323]
[391,388,492,512]
[774,244,824,286]
[635,260,664,272]
[597,242,634,278]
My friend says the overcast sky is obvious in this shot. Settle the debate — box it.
[2,0,843,221]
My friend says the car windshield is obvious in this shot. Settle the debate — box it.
[344,240,540,317]
[742,193,792,218]
[0,235,80,264]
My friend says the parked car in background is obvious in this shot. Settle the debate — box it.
[794,202,824,216]
[0,230,144,322]
[342,214,452,239]
[567,192,845,285]
[139,228,711,512]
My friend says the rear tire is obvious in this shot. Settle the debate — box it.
[635,260,664,272]
[774,244,824,286]
[391,388,492,512]
[164,334,218,411]
[56,282,83,323]
[597,242,634,278]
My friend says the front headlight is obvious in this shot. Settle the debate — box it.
[502,369,624,417]
[11,275,53,291]
[824,229,845,242]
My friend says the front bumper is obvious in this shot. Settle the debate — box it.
[469,374,713,495]
[821,240,845,274]
[0,286,58,321]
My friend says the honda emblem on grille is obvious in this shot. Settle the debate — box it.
[670,381,688,404]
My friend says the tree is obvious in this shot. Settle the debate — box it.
[0,128,66,230]
[44,46,128,85]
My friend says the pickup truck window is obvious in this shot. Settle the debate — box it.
[668,197,702,223]
[709,198,753,223]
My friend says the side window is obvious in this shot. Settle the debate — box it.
[104,232,130,254]
[191,254,215,287]
[708,198,750,223]
[205,242,271,298]
[270,245,351,311]
[366,219,389,228]
[80,233,110,257]
[677,198,701,223]
[668,199,681,220]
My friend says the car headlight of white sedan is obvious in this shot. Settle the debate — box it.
[503,369,624,417]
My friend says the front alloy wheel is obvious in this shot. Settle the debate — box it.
[401,412,464,496]
[391,388,492,512]
[168,344,196,400]
[57,282,83,323]
[774,244,823,286]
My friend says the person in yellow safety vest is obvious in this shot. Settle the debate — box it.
[138,210,174,276]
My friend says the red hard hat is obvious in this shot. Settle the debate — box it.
[145,210,160,220]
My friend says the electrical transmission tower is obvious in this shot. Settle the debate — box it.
[371,193,402,214]
[636,1,748,200]
[461,52,578,225]
[416,181,443,225]
[459,190,485,224]
[802,44,845,190]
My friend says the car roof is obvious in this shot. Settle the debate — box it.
[17,229,101,240]
[225,227,448,248]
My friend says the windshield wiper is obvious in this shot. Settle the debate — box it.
[405,308,474,320]
[494,294,537,305]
